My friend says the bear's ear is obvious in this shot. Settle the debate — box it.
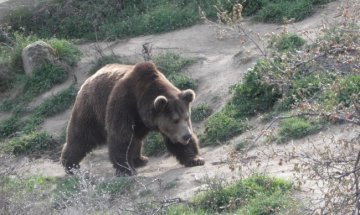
[180,89,195,103]
[154,95,168,111]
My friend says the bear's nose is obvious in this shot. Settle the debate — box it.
[182,134,192,142]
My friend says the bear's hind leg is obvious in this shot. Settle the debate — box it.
[61,126,105,174]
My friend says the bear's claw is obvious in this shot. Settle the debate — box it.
[185,157,205,167]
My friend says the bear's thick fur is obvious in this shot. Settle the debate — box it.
[61,62,204,176]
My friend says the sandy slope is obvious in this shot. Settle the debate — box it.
[1,0,359,204]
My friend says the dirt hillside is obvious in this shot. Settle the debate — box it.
[1,0,359,204]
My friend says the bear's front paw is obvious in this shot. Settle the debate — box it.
[185,156,205,167]
[133,156,149,168]
[64,164,80,175]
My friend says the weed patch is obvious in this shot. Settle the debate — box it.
[242,0,334,24]
[167,174,294,214]
[202,108,248,146]
[277,117,325,143]
[143,132,166,156]
[191,104,213,122]
[269,32,306,52]
[2,131,57,155]
[34,86,76,118]
[89,54,135,75]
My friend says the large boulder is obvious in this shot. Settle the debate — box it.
[21,41,58,76]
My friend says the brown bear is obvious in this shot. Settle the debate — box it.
[61,62,204,176]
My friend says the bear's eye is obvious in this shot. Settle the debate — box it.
[173,119,180,124]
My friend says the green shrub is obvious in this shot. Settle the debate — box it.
[277,117,324,143]
[89,54,135,75]
[230,60,281,117]
[168,174,293,214]
[23,63,68,100]
[0,115,20,139]
[169,74,197,90]
[202,108,247,146]
[191,104,213,122]
[34,86,77,118]
[3,131,57,155]
[337,75,360,106]
[269,33,306,52]
[154,52,195,76]
[254,0,313,23]
[48,39,81,66]
[143,132,166,156]
[96,178,133,195]
[290,72,335,101]
[4,0,238,40]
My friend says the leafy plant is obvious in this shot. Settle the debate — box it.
[277,117,325,143]
[22,63,68,101]
[89,54,135,75]
[269,32,306,52]
[154,52,195,76]
[202,109,247,146]
[48,39,82,66]
[167,174,294,214]
[191,104,213,122]
[230,60,281,117]
[143,132,166,156]
[3,131,57,155]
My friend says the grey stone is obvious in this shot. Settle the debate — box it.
[21,40,58,76]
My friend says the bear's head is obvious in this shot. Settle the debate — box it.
[153,89,195,145]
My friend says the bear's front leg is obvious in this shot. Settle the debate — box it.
[164,134,205,167]
[108,133,137,176]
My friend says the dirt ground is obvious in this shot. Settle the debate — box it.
[1,0,359,205]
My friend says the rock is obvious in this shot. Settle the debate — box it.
[21,41,58,76]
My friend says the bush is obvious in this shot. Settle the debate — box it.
[48,39,82,66]
[89,54,135,75]
[22,63,68,100]
[269,32,306,52]
[168,174,294,214]
[3,0,238,40]
[230,60,281,117]
[337,75,360,107]
[3,131,57,155]
[0,115,20,139]
[169,74,197,90]
[143,132,166,156]
[154,52,195,76]
[34,86,77,118]
[191,104,213,122]
[277,117,324,143]
[202,108,247,146]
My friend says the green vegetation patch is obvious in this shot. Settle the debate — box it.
[2,131,57,155]
[242,0,334,23]
[337,75,360,106]
[96,178,133,195]
[191,104,213,122]
[167,174,294,214]
[89,54,135,75]
[154,52,197,90]
[34,86,76,118]
[277,117,325,143]
[201,107,248,146]
[23,63,68,100]
[269,32,306,52]
[4,0,239,40]
[230,59,281,117]
[143,132,166,156]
